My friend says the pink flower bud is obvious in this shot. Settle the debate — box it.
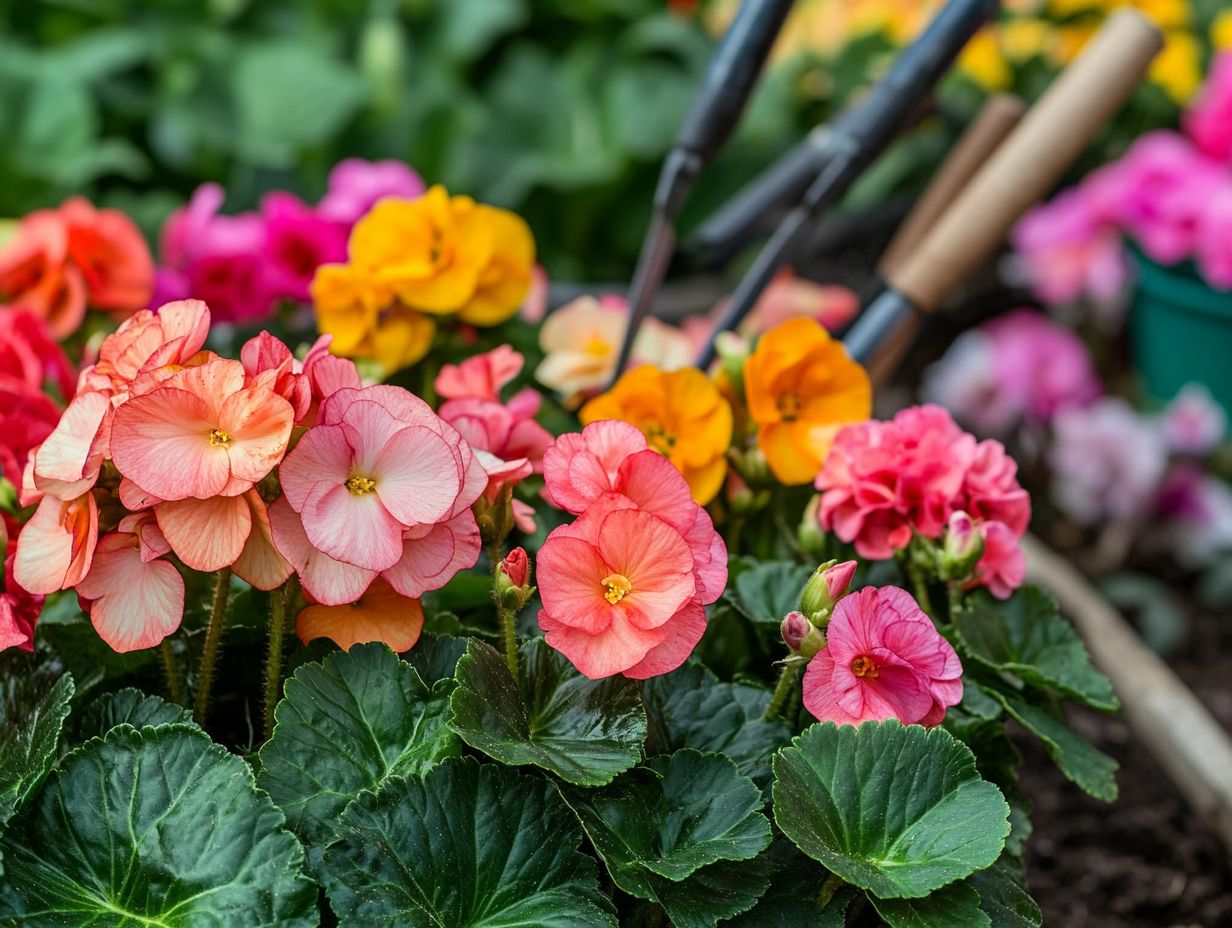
[941,511,984,577]
[781,610,825,659]
[500,547,530,588]
[800,559,856,619]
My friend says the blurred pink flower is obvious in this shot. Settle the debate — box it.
[1183,52,1232,162]
[435,344,524,403]
[0,307,76,399]
[1157,464,1232,566]
[1013,187,1129,305]
[1161,383,1226,455]
[967,521,1026,600]
[317,158,425,225]
[802,585,962,727]
[0,548,43,652]
[261,192,347,302]
[1195,182,1232,290]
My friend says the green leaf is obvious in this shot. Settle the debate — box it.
[955,587,1118,711]
[772,721,1010,899]
[407,632,468,685]
[0,724,317,927]
[0,674,73,818]
[981,685,1118,801]
[719,839,852,928]
[871,881,990,928]
[644,663,790,786]
[231,40,368,167]
[437,0,528,63]
[449,637,646,786]
[257,642,458,848]
[321,757,617,927]
[567,750,773,927]
[970,859,1043,928]
[726,560,814,628]
[78,688,192,740]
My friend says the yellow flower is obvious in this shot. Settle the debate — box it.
[960,28,1012,89]
[582,365,733,505]
[458,206,536,326]
[312,263,436,373]
[744,317,871,486]
[1130,0,1190,32]
[999,17,1057,63]
[1215,9,1232,50]
[1149,30,1202,103]
[1049,22,1097,66]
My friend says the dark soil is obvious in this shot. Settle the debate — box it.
[1021,605,1232,927]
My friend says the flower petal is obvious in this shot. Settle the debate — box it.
[155,494,252,572]
[302,481,405,571]
[111,387,228,500]
[268,496,375,605]
[296,578,423,651]
[76,533,184,653]
[232,491,293,590]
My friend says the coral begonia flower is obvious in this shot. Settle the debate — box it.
[76,530,184,653]
[435,344,524,402]
[60,197,153,314]
[582,365,733,505]
[296,578,424,652]
[458,206,535,327]
[241,331,313,422]
[745,317,871,485]
[542,419,650,514]
[803,586,962,728]
[0,210,87,339]
[14,492,98,594]
[0,307,77,399]
[84,299,212,398]
[30,390,111,500]
[537,494,702,679]
[111,357,294,501]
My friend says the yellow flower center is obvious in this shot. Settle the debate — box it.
[777,391,802,422]
[346,474,378,495]
[851,655,878,679]
[208,428,232,449]
[601,573,632,605]
[585,337,611,358]
[645,424,677,453]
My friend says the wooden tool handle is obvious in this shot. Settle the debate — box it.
[879,93,1026,275]
[887,9,1161,311]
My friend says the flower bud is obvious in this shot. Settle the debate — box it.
[941,511,984,579]
[496,547,535,611]
[799,559,856,622]
[781,611,826,659]
[0,477,16,513]
[715,331,750,397]
[797,495,825,558]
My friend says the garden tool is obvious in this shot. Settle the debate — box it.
[610,0,797,384]
[693,0,998,370]
[843,8,1163,372]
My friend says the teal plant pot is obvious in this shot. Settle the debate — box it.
[1130,246,1232,413]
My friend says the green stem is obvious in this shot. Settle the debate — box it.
[262,582,289,742]
[764,661,800,721]
[818,871,846,908]
[907,559,934,616]
[193,568,232,726]
[160,640,184,707]
[489,542,518,683]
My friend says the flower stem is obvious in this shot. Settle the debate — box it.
[262,581,289,742]
[764,661,800,721]
[193,568,231,726]
[160,639,184,706]
[489,542,519,683]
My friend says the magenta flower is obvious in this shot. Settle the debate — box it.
[260,192,347,302]
[317,158,426,225]
[802,585,962,727]
[1183,52,1232,163]
[1012,187,1129,305]
[1195,182,1232,290]
[0,549,43,653]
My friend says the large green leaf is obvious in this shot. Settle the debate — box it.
[970,859,1043,928]
[321,757,617,927]
[567,750,773,928]
[981,684,1118,802]
[726,560,814,630]
[0,673,73,818]
[644,663,790,786]
[772,721,1009,899]
[408,633,469,685]
[78,687,192,740]
[871,881,990,928]
[257,642,458,848]
[449,637,646,786]
[719,839,852,928]
[0,724,317,927]
[955,587,1118,711]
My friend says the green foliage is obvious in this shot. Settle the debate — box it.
[0,674,73,822]
[0,724,317,927]
[257,642,459,849]
[320,757,618,927]
[450,637,647,786]
[77,687,193,740]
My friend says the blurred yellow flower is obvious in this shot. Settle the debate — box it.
[1149,30,1202,103]
[1212,9,1232,50]
[1128,0,1190,32]
[582,365,733,505]
[1000,18,1058,62]
[459,207,535,326]
[312,264,437,372]
[960,29,1012,89]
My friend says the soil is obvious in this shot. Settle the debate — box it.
[1020,604,1232,928]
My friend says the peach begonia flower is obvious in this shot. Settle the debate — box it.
[76,527,185,653]
[296,578,425,652]
[581,365,733,505]
[110,356,294,502]
[744,316,872,485]
[803,585,962,728]
[13,492,98,595]
[535,295,694,404]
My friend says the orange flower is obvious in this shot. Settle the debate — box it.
[744,317,871,486]
[582,365,733,505]
[295,578,425,652]
[313,264,437,372]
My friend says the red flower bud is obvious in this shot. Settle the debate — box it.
[501,547,529,588]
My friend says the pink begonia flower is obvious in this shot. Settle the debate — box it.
[0,307,76,399]
[967,521,1026,600]
[317,158,426,225]
[1012,187,1129,305]
[14,492,98,594]
[1049,398,1168,525]
[959,439,1031,537]
[1,549,43,652]
[1183,52,1232,162]
[260,192,348,303]
[1161,383,1226,455]
[110,357,294,502]
[919,331,1020,436]
[435,344,524,402]
[77,299,211,400]
[269,495,376,605]
[1157,464,1232,567]
[76,530,184,653]
[537,493,707,680]
[439,397,553,471]
[1195,182,1232,290]
[803,585,962,727]
[278,385,485,574]
[816,405,976,559]
[241,331,333,423]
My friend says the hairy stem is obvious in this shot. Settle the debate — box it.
[489,542,519,683]
[764,661,800,721]
[160,639,184,707]
[193,568,231,726]
[262,582,288,742]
